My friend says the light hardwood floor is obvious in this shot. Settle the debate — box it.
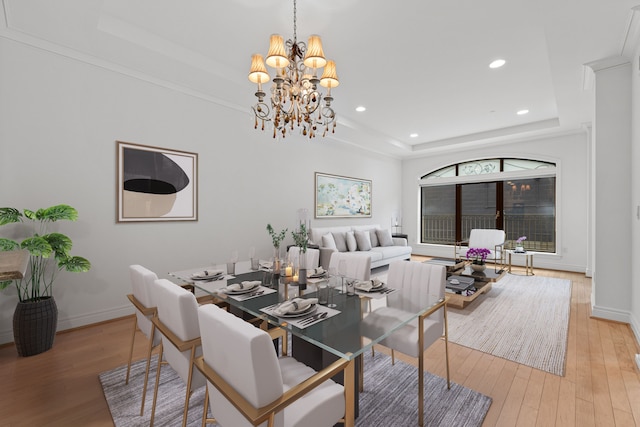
[0,259,639,426]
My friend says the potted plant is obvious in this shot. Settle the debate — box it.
[266,224,287,275]
[466,247,491,272]
[515,236,527,253]
[291,223,309,287]
[0,205,91,356]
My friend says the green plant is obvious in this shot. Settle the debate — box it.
[266,224,287,248]
[0,205,91,301]
[291,223,309,253]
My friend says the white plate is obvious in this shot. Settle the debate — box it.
[278,304,317,318]
[359,286,386,293]
[225,284,260,294]
[191,274,223,281]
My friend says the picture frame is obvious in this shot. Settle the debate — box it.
[315,172,372,218]
[116,141,198,222]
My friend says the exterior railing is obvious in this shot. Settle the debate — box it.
[421,214,556,252]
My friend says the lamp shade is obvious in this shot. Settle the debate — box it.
[248,54,270,84]
[265,34,290,68]
[319,60,339,88]
[303,35,327,69]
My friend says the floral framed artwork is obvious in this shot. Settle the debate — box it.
[116,141,198,222]
[315,172,372,218]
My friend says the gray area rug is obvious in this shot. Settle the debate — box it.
[446,274,571,376]
[100,351,491,426]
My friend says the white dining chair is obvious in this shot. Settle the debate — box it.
[327,252,371,281]
[150,278,206,427]
[360,260,450,427]
[126,265,162,416]
[195,303,349,427]
[287,246,320,270]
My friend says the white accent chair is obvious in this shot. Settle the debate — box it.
[328,252,371,281]
[455,228,505,266]
[126,265,162,416]
[195,303,349,427]
[150,279,206,427]
[361,261,450,427]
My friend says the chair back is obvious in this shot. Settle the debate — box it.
[328,252,371,281]
[386,261,446,320]
[154,279,205,390]
[129,264,158,340]
[198,304,284,427]
[288,246,320,270]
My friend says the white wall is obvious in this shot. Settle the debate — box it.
[631,46,640,343]
[0,38,401,344]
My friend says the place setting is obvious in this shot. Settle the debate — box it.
[188,269,227,282]
[353,278,397,298]
[260,297,340,329]
[218,280,277,301]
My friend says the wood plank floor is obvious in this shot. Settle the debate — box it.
[0,259,638,426]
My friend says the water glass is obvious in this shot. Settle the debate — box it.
[317,281,329,305]
[226,262,236,275]
[250,258,259,270]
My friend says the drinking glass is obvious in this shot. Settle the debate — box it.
[326,272,338,308]
[338,260,347,294]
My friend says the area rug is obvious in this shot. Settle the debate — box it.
[446,274,571,376]
[100,352,491,427]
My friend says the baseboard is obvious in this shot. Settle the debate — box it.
[0,304,133,346]
[630,311,640,351]
[591,304,632,324]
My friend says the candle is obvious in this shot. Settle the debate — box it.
[285,266,293,277]
[293,274,299,282]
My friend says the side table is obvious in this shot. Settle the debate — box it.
[507,250,534,276]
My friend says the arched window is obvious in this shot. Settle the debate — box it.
[420,158,556,253]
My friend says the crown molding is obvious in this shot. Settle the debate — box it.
[622,6,640,59]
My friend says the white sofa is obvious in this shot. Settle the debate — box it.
[309,224,412,270]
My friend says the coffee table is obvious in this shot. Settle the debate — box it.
[446,265,505,309]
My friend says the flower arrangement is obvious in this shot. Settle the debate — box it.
[466,247,491,265]
[291,223,309,254]
[516,236,527,244]
[266,224,287,249]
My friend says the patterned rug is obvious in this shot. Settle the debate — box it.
[446,274,571,376]
[100,351,491,427]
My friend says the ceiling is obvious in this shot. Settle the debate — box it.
[2,0,639,158]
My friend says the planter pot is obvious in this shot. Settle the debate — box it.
[13,296,58,357]
[470,263,486,272]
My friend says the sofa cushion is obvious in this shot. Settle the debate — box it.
[332,232,348,252]
[322,233,337,250]
[371,245,412,260]
[369,230,379,247]
[354,230,372,251]
[310,226,352,247]
[345,231,357,252]
[377,228,394,247]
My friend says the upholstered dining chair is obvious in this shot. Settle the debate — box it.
[327,252,371,281]
[126,265,162,416]
[150,278,206,427]
[287,246,320,270]
[360,260,450,427]
[195,303,349,427]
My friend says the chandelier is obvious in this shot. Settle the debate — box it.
[248,0,339,139]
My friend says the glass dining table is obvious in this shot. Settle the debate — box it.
[169,261,446,427]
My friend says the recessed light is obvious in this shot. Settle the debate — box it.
[517,109,529,115]
[489,59,506,69]
[410,133,419,138]
[355,106,366,112]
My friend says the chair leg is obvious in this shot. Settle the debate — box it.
[444,304,451,389]
[201,386,209,427]
[140,324,156,415]
[125,316,138,384]
[391,349,395,365]
[181,345,197,427]
[150,343,164,427]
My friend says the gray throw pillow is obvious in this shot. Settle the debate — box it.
[346,231,357,252]
[376,228,394,247]
[369,229,379,247]
[355,230,372,251]
[322,233,337,250]
[332,232,348,252]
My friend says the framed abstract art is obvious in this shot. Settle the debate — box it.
[116,141,198,222]
[315,172,372,218]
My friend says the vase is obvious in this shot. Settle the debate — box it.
[515,245,525,252]
[471,263,486,272]
[13,296,58,357]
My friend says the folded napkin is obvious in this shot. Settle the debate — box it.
[274,298,318,316]
[354,278,385,292]
[308,267,326,278]
[224,281,261,292]
[190,269,223,279]
[259,261,273,271]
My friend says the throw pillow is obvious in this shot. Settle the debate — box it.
[369,229,379,247]
[354,230,372,251]
[332,232,348,252]
[346,231,357,252]
[376,228,394,247]
[322,233,337,250]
